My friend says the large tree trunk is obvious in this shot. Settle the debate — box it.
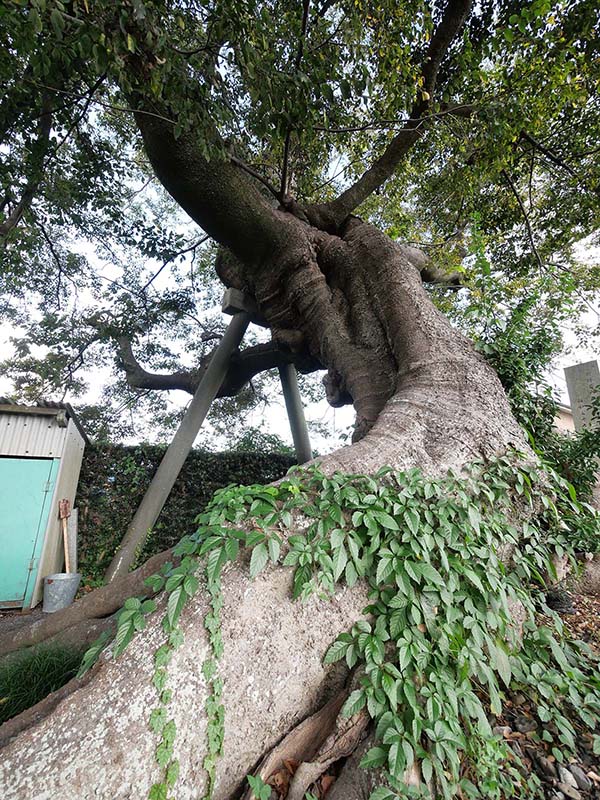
[0,226,526,798]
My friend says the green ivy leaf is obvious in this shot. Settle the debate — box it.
[267,536,281,563]
[369,789,396,800]
[333,542,348,582]
[360,746,388,769]
[247,774,271,800]
[492,640,512,687]
[141,598,157,614]
[150,707,167,733]
[183,574,199,596]
[372,510,399,531]
[388,740,405,778]
[154,645,172,668]
[323,638,349,664]
[404,508,420,536]
[345,560,358,587]
[207,546,226,586]
[342,689,366,717]
[148,782,167,800]
[167,585,186,629]
[113,619,135,658]
[250,542,269,577]
[468,505,482,534]
[165,759,180,788]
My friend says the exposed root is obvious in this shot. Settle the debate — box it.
[325,734,378,800]
[0,548,174,658]
[0,616,115,669]
[241,692,347,799]
[285,706,369,800]
[243,673,370,800]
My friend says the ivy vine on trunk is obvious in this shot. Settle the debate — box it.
[69,455,600,800]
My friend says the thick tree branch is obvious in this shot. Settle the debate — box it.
[303,0,473,229]
[117,337,198,393]
[134,110,288,264]
[397,244,462,286]
[421,0,473,95]
[0,93,53,237]
[120,14,290,268]
[117,337,320,397]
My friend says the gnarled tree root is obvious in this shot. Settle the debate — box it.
[0,615,116,671]
[0,548,174,659]
[242,673,370,800]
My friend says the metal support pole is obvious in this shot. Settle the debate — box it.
[278,363,312,464]
[105,312,251,583]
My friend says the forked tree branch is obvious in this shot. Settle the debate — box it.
[116,337,320,396]
[304,0,473,229]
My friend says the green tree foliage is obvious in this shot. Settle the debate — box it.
[0,0,598,441]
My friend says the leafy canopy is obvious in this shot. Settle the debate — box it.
[0,0,598,440]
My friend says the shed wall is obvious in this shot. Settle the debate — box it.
[31,419,86,607]
[0,412,67,457]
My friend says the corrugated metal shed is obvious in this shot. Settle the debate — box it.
[0,410,69,457]
[0,401,88,609]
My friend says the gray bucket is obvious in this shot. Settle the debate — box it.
[43,573,81,613]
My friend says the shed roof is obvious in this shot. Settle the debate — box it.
[0,399,90,445]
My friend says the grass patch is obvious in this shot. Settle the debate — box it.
[0,646,82,725]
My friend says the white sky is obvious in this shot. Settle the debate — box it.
[0,313,355,453]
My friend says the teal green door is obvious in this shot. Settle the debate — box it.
[0,457,59,608]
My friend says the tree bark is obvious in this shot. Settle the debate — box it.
[0,300,526,798]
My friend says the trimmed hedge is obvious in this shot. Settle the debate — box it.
[75,444,295,583]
